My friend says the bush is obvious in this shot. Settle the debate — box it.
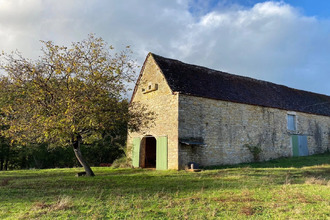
[111,157,132,168]
[244,144,262,162]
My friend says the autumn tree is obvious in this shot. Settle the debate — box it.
[0,114,10,170]
[0,78,11,170]
[0,34,152,176]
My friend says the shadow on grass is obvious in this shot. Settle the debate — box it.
[1,153,329,205]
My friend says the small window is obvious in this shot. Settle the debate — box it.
[287,114,296,130]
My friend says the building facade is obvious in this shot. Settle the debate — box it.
[128,53,330,170]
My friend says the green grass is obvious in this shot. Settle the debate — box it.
[1,154,330,219]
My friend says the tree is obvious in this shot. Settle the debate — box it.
[0,34,153,176]
[0,78,11,170]
[0,131,10,171]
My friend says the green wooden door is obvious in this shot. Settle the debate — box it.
[156,136,168,170]
[292,135,309,157]
[291,135,299,157]
[298,135,308,156]
[132,137,141,167]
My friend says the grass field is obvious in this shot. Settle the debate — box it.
[1,154,330,219]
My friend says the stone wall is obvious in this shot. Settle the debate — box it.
[129,54,330,170]
[127,54,179,169]
[178,94,330,168]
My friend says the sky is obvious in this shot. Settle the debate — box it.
[0,0,330,96]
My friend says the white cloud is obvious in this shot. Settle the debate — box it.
[173,1,330,95]
[0,0,329,95]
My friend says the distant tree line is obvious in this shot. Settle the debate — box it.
[0,139,125,170]
[0,119,127,170]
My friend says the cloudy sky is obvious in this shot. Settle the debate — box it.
[1,0,330,96]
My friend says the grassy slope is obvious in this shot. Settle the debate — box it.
[0,154,330,219]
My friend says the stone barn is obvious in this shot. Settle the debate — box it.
[127,53,330,170]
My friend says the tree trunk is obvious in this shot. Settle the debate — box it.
[4,157,8,171]
[4,145,9,171]
[0,158,3,171]
[73,135,95,177]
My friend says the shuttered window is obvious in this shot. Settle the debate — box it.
[287,114,296,131]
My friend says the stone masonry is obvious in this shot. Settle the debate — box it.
[128,53,330,170]
[178,94,330,168]
[127,55,179,169]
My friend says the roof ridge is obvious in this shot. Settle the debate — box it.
[150,53,330,116]
[151,53,329,99]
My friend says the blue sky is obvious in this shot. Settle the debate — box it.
[0,0,330,96]
[190,0,330,18]
[272,0,330,18]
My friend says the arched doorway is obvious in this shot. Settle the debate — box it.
[140,136,156,168]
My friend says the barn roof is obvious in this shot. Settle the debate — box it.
[151,53,330,117]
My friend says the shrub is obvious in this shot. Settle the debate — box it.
[111,157,132,168]
[244,144,262,162]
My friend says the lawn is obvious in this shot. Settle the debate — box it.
[1,154,330,219]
